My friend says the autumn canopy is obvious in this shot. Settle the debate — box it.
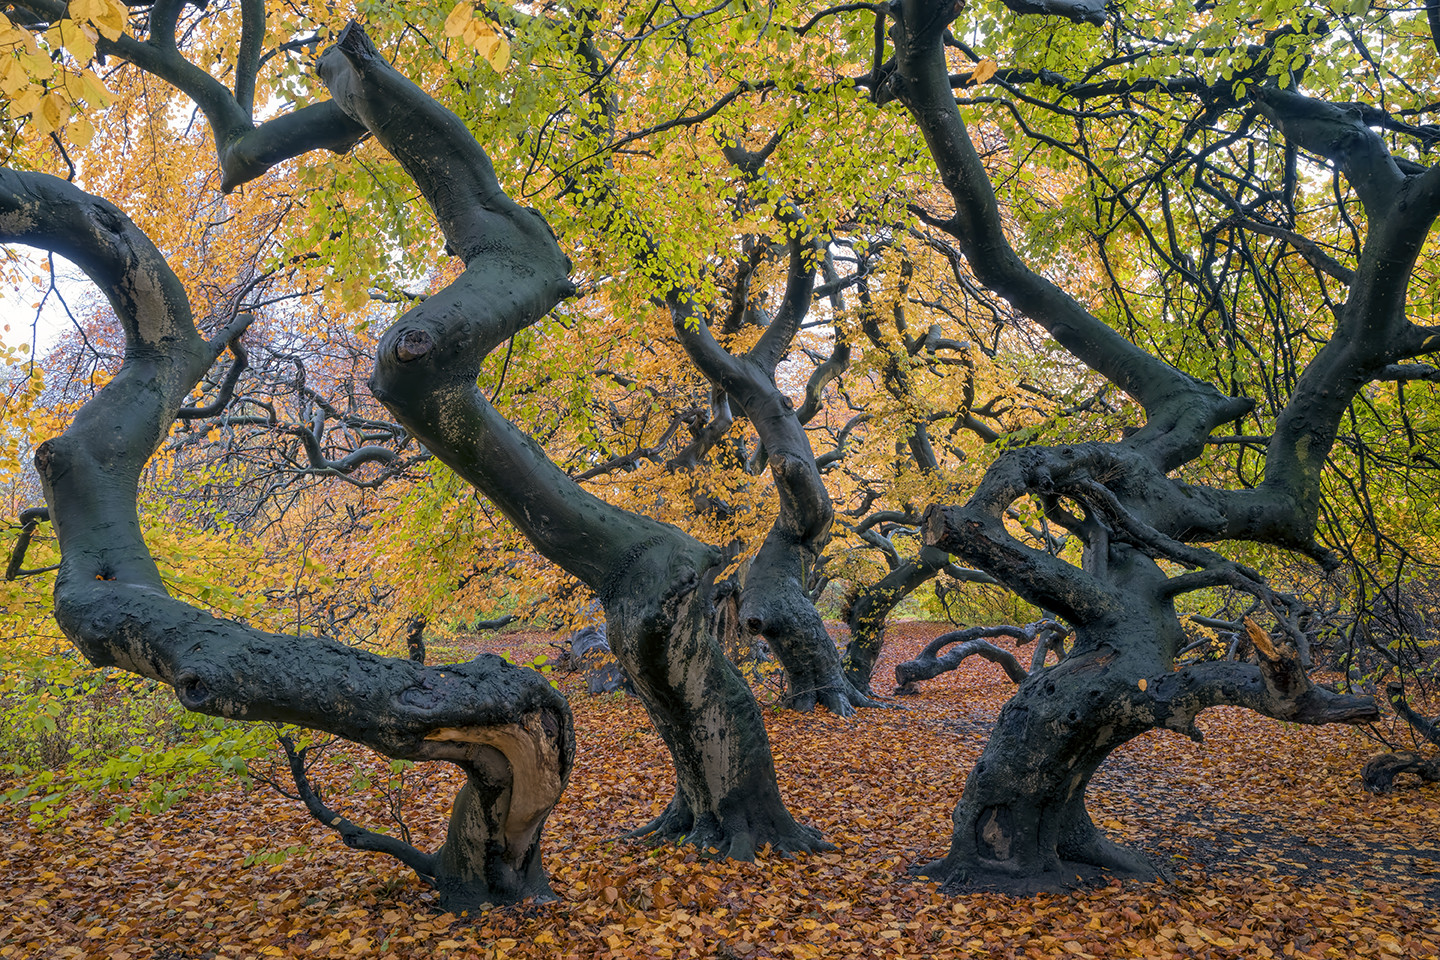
[2,0,1440,940]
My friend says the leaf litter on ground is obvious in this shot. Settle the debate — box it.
[2,622,1438,959]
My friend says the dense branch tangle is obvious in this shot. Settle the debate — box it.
[874,0,1439,891]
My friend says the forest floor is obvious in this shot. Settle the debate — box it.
[2,622,1438,959]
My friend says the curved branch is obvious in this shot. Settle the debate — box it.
[234,0,265,115]
[573,407,691,481]
[923,447,1117,624]
[665,387,734,470]
[177,333,249,420]
[1219,213,1354,284]
[892,619,1068,693]
[320,23,823,855]
[1387,681,1440,748]
[319,24,647,585]
[4,152,576,908]
[889,0,1252,471]
[796,331,849,425]
[5,507,52,580]
[1253,88,1406,215]
[279,734,439,880]
[215,102,369,193]
[1145,658,1378,737]
[10,0,366,192]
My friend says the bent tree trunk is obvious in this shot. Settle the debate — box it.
[843,555,942,695]
[842,546,995,695]
[671,180,875,716]
[907,543,1181,890]
[912,538,1377,892]
[320,24,823,857]
[2,169,574,911]
[880,0,1437,891]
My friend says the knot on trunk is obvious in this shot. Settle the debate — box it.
[175,670,213,710]
[395,329,434,362]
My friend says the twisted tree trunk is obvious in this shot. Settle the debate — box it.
[3,167,574,910]
[884,0,1414,890]
[671,170,875,716]
[321,24,822,857]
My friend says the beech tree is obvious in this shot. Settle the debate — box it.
[7,0,1440,903]
[2,1,831,901]
[879,0,1440,889]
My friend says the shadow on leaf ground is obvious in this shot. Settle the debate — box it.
[2,622,1437,958]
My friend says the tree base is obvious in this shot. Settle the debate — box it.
[625,794,834,859]
[911,844,1166,897]
[430,876,558,914]
[783,677,889,717]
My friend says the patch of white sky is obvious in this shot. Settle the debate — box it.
[0,248,93,357]
[0,7,310,360]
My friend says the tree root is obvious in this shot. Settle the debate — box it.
[911,844,1163,897]
[783,670,893,716]
[1362,750,1440,794]
[625,795,833,859]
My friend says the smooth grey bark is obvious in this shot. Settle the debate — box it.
[1,167,573,910]
[319,23,824,858]
[886,0,1403,891]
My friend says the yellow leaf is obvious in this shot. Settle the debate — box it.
[1137,677,1147,691]
[972,58,999,85]
[41,90,66,124]
[77,69,110,107]
[89,0,127,41]
[486,34,510,73]
[443,2,473,38]
[44,21,94,62]
[68,115,95,148]
[20,50,54,82]
[69,0,103,21]
[0,22,32,47]
[454,15,509,72]
[30,91,62,136]
[61,21,96,63]
[0,58,29,97]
